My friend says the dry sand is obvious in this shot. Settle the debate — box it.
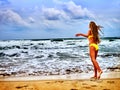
[0,72,120,90]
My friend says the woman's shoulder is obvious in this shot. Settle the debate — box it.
[88,30,92,35]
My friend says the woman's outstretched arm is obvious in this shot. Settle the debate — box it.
[75,30,91,38]
[75,33,88,37]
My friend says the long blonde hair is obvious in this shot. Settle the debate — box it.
[89,21,101,43]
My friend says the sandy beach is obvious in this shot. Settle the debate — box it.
[0,79,120,90]
[0,72,120,90]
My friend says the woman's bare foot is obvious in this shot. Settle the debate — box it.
[90,76,97,79]
[90,76,97,81]
[97,71,103,79]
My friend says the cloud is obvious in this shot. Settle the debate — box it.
[111,18,120,23]
[28,17,35,23]
[41,1,95,21]
[55,1,95,19]
[42,7,68,20]
[0,9,29,27]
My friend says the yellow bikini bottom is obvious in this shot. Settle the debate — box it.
[89,43,99,50]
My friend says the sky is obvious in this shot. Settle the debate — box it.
[0,0,120,40]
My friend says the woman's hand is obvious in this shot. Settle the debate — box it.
[75,33,81,37]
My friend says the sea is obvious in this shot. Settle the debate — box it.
[0,38,120,77]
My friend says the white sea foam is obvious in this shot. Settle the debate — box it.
[0,39,120,77]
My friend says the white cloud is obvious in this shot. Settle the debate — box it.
[0,9,29,27]
[55,1,95,19]
[63,1,93,18]
[28,17,35,23]
[41,1,95,21]
[42,7,69,20]
[111,18,120,23]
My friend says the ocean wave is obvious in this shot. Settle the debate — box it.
[0,39,120,77]
[99,53,120,57]
[0,52,20,57]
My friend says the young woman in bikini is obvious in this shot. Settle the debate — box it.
[75,21,103,79]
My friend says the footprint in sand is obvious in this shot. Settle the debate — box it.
[91,85,97,87]
[16,85,37,90]
[16,85,28,89]
[107,81,115,84]
[82,83,91,89]
[82,83,88,85]
[16,86,22,89]
[83,86,91,89]
[46,82,50,84]
[71,89,78,90]
[103,89,111,90]
[55,81,64,83]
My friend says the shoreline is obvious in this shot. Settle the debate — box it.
[0,71,120,81]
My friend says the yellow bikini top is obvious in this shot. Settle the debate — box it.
[88,35,93,39]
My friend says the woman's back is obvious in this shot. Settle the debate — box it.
[89,22,100,44]
[88,30,98,44]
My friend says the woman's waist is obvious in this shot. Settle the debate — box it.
[89,42,98,45]
[89,43,99,46]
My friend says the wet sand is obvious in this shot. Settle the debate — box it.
[0,72,120,90]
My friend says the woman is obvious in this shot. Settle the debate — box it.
[75,21,103,80]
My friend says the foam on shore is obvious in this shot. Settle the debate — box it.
[0,72,120,81]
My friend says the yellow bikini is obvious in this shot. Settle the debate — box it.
[89,43,99,50]
[88,35,93,39]
[88,35,99,51]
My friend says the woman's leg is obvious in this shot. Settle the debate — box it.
[92,65,97,78]
[94,50,98,77]
[95,50,103,79]
[90,46,102,79]
[90,47,97,77]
